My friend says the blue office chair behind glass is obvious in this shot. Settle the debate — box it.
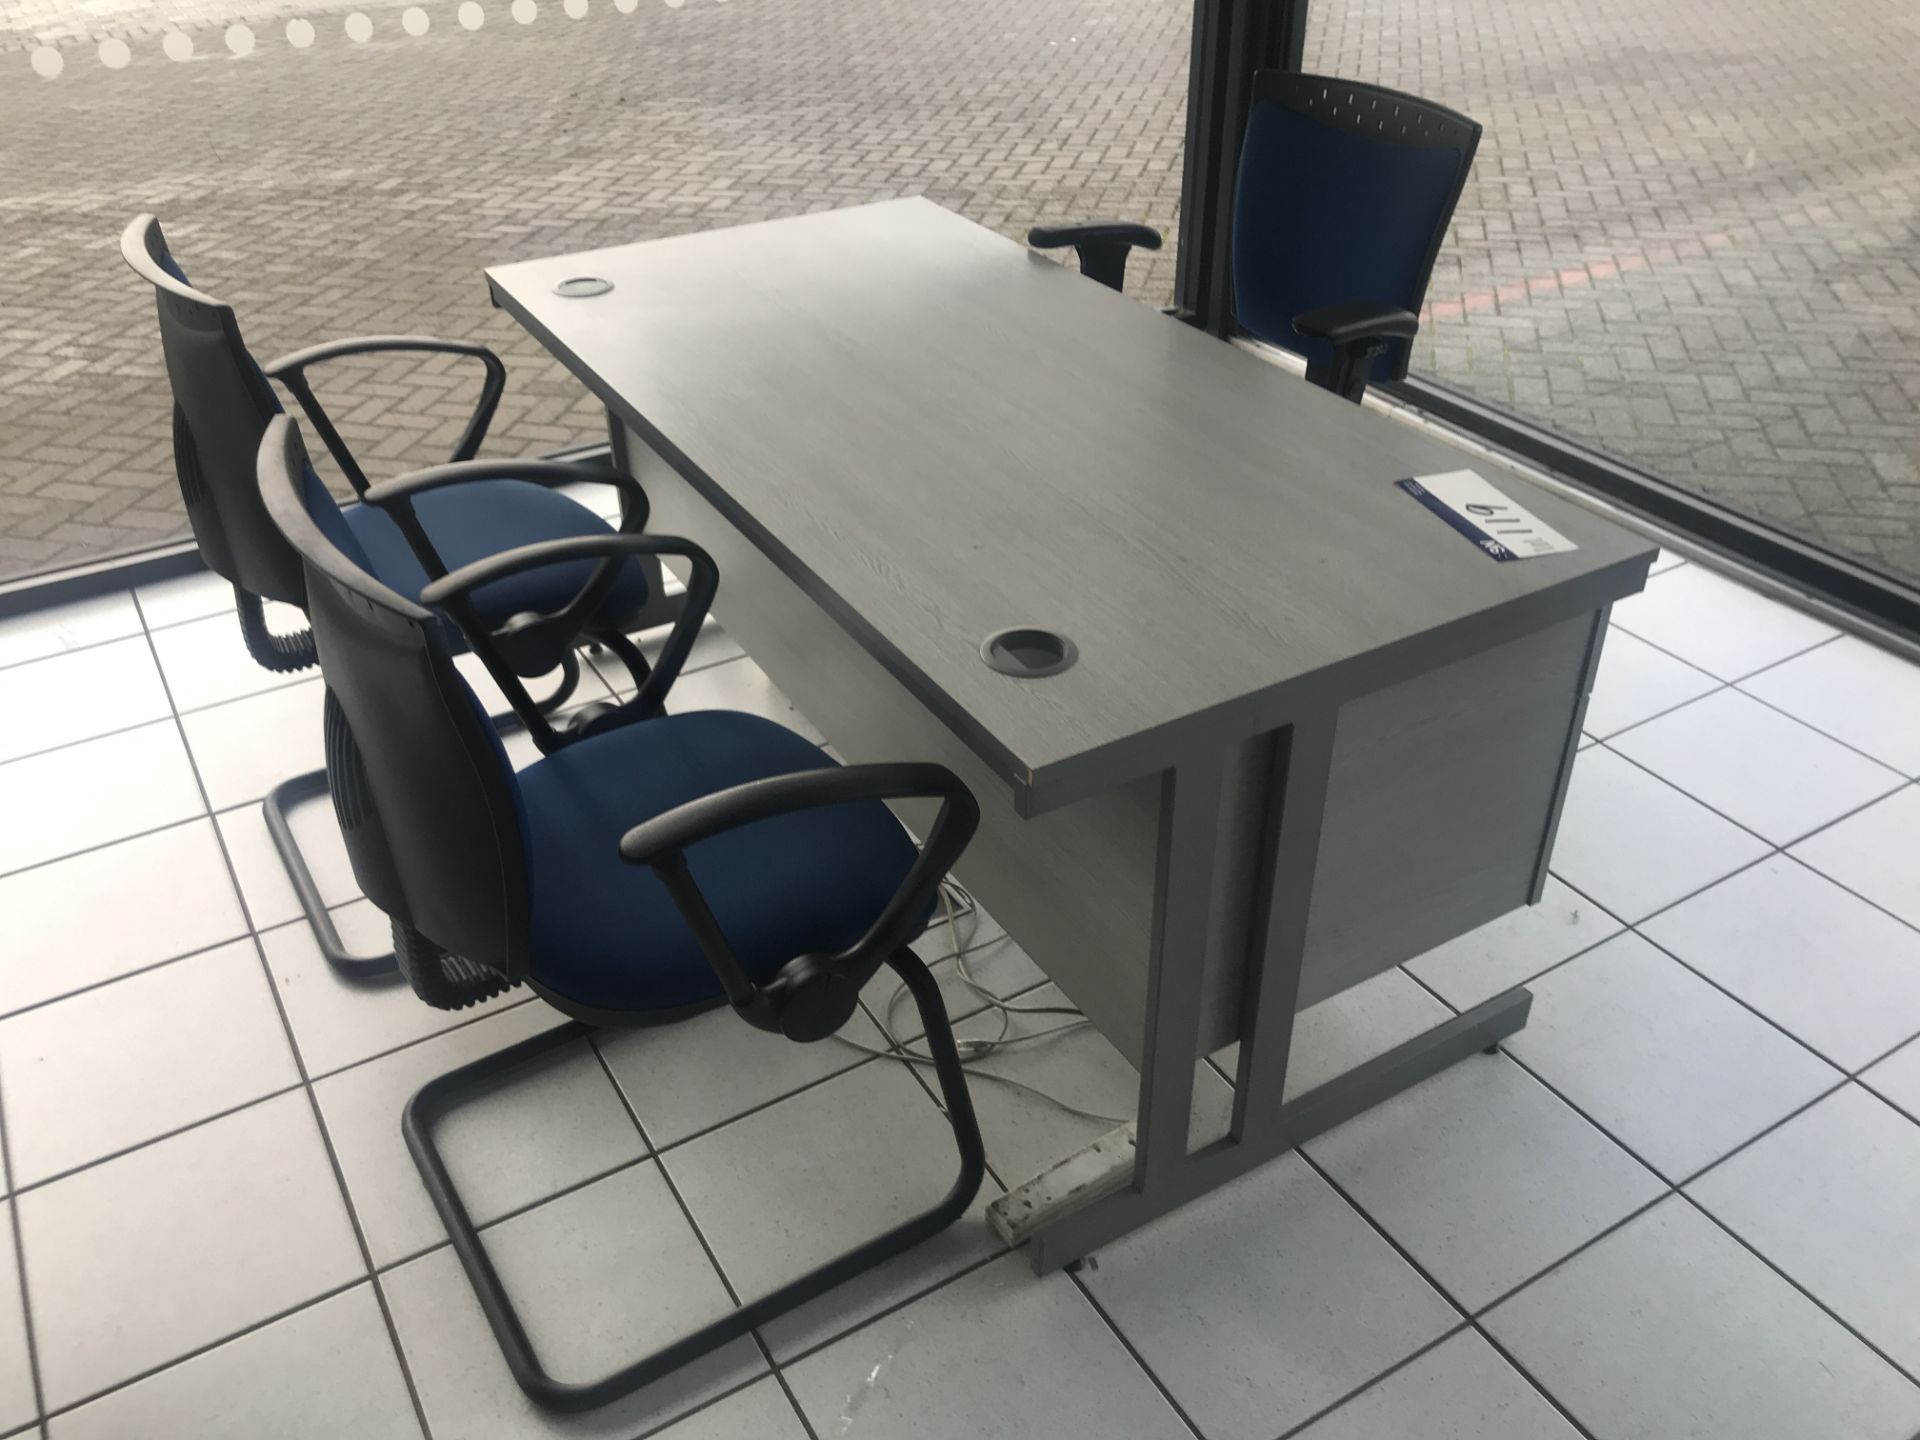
[1029,71,1481,403]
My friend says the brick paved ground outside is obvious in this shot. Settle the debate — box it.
[2,0,1917,588]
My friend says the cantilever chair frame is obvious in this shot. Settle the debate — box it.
[1027,71,1481,404]
[122,214,669,976]
[259,414,988,1411]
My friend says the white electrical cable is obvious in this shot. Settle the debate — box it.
[837,876,1127,1127]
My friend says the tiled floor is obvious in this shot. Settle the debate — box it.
[1,528,1919,1440]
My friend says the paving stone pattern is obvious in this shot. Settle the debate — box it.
[1,0,1916,588]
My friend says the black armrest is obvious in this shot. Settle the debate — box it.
[620,763,980,1038]
[363,457,649,672]
[262,335,508,494]
[1026,221,1164,293]
[420,532,718,752]
[1291,302,1419,404]
[1291,301,1418,347]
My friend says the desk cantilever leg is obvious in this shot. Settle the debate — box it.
[1005,708,1532,1275]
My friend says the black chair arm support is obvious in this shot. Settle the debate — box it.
[1026,222,1164,293]
[421,533,718,749]
[1291,301,1419,404]
[262,335,509,494]
[620,764,980,1037]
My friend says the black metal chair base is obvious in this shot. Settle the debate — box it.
[402,947,986,1413]
[264,767,397,977]
[263,652,596,981]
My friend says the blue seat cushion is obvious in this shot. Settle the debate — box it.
[341,482,649,633]
[516,710,926,1015]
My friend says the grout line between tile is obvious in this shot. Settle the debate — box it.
[0,625,147,676]
[0,708,178,773]
[1675,1187,1920,1391]
[0,928,252,1027]
[35,1277,370,1425]
[0,1070,51,1438]
[127,592,434,1440]
[0,810,214,888]
[1290,1145,1605,1440]
[3,1083,307,1200]
[1064,1272,1208,1439]
[1266,1321,1475,1440]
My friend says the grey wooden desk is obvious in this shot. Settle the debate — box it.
[489,198,1655,1272]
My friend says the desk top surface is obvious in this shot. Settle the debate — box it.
[490,199,1652,807]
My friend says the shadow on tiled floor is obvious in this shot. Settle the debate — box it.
[1,535,1919,1439]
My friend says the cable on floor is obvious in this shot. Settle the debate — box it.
[837,876,1128,1127]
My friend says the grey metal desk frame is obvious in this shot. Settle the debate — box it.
[489,199,1650,1272]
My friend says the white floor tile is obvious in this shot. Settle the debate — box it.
[598,1001,884,1150]
[1581,626,1718,738]
[45,1284,419,1440]
[150,611,309,712]
[134,571,238,629]
[1740,635,1920,777]
[666,1059,995,1314]
[1647,549,1686,575]
[0,591,141,669]
[0,722,205,876]
[1610,689,1904,845]
[1084,1153,1457,1440]
[1863,1037,1920,1122]
[260,915,524,1077]
[182,678,326,810]
[316,1002,639,1268]
[18,1091,365,1410]
[946,982,1232,1183]
[701,1057,1007,1362]
[647,1379,809,1440]
[0,1203,34,1434]
[1690,1084,1920,1375]
[1547,746,1768,922]
[0,818,246,1016]
[1642,857,1920,1071]
[786,1252,1191,1440]
[1791,786,1920,930]
[0,636,170,764]
[1403,877,1622,1011]
[1608,565,1837,681]
[0,939,298,1186]
[1291,1329,1577,1440]
[217,798,359,930]
[1306,1055,1664,1311]
[1485,1196,1920,1440]
[1506,933,1839,1180]
[665,657,824,744]
[384,1168,766,1439]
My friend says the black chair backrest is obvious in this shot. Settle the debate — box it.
[121,214,311,607]
[258,413,531,977]
[1232,72,1480,379]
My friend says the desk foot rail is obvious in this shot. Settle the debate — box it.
[998,985,1532,1273]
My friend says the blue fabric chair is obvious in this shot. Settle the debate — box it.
[120,214,652,677]
[258,411,986,1412]
[1029,72,1481,403]
[122,213,661,976]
